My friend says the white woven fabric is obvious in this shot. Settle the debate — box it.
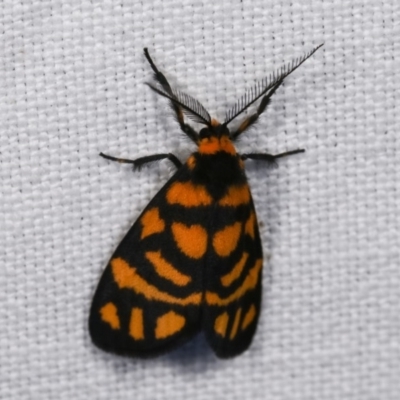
[1,1,399,399]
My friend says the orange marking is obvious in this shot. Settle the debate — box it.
[198,136,236,156]
[241,304,257,331]
[186,155,196,170]
[212,222,242,257]
[214,312,229,337]
[210,118,220,127]
[199,137,219,155]
[238,118,250,133]
[129,307,144,340]
[166,181,212,207]
[155,311,186,339]
[171,222,208,259]
[145,250,191,286]
[206,259,262,306]
[219,185,250,207]
[140,208,165,239]
[111,258,201,305]
[177,108,184,122]
[229,308,242,339]
[99,302,120,330]
[220,252,249,287]
[245,211,256,239]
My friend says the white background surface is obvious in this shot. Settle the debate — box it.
[1,1,399,399]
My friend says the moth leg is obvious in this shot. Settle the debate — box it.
[241,149,305,167]
[100,152,182,170]
[231,80,283,140]
[144,48,199,143]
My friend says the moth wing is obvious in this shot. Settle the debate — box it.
[89,169,204,357]
[202,195,263,358]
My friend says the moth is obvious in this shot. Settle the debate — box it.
[89,45,322,358]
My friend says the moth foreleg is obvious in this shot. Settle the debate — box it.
[241,149,305,167]
[100,152,182,170]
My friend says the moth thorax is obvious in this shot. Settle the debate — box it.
[198,136,237,156]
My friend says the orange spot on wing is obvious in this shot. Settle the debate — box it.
[245,211,256,239]
[129,307,144,340]
[214,312,229,337]
[155,311,186,339]
[206,259,262,306]
[111,258,201,305]
[229,308,242,340]
[212,222,242,257]
[219,185,250,207]
[145,250,191,286]
[171,222,208,259]
[241,304,257,331]
[99,302,120,330]
[140,208,165,239]
[166,181,212,207]
[220,252,249,287]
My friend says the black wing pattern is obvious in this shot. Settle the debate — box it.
[202,191,262,358]
[89,167,206,357]
[90,162,263,358]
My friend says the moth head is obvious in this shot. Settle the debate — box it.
[199,119,230,140]
[197,120,237,156]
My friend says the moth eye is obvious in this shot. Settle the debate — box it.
[199,128,212,139]
[219,125,230,137]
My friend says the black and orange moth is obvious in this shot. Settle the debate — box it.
[89,45,322,358]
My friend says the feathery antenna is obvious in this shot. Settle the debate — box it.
[224,44,323,125]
